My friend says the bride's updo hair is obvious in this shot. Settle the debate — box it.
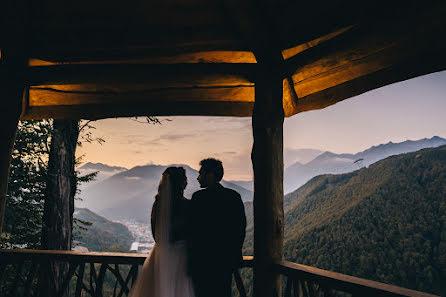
[161,166,187,197]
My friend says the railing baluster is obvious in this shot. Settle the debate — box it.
[81,280,95,296]
[112,264,119,297]
[284,276,293,297]
[117,265,138,297]
[292,279,300,297]
[131,264,138,287]
[233,269,247,297]
[108,263,130,296]
[90,262,97,295]
[56,263,78,297]
[301,280,310,297]
[95,263,107,297]
[75,263,85,297]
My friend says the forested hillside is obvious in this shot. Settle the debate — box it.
[74,208,133,252]
[283,145,446,296]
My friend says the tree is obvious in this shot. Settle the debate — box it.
[0,120,52,249]
[39,119,79,296]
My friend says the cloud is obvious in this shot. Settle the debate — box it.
[147,133,196,144]
[124,176,141,180]
[284,148,324,166]
[217,151,238,156]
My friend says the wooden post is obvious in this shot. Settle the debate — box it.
[0,0,28,233]
[0,82,23,234]
[251,56,285,297]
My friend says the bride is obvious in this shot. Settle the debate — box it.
[128,167,195,297]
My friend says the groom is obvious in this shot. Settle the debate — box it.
[188,158,246,297]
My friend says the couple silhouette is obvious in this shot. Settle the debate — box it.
[129,158,247,297]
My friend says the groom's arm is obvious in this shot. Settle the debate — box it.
[235,193,247,252]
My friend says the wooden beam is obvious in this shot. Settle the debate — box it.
[292,46,446,115]
[0,73,23,234]
[284,25,361,76]
[22,84,255,119]
[276,261,439,297]
[220,2,286,297]
[21,101,255,120]
[0,1,28,234]
[251,64,284,297]
[26,63,257,86]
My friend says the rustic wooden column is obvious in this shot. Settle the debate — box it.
[0,1,28,234]
[0,76,23,234]
[251,57,285,297]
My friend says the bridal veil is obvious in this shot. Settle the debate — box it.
[128,172,195,297]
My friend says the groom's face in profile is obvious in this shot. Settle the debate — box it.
[197,168,207,188]
[197,168,215,188]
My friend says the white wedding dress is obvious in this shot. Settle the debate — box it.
[128,175,195,297]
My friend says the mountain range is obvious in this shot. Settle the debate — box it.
[76,163,253,222]
[280,144,446,296]
[243,144,446,295]
[284,136,446,193]
[76,136,446,223]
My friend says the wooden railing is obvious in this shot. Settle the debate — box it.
[0,249,439,297]
[276,261,439,297]
[0,249,253,297]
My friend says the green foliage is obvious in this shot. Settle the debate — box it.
[283,145,446,296]
[1,120,52,249]
[1,120,103,249]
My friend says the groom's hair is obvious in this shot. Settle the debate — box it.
[199,158,224,182]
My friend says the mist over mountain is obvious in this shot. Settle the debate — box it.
[284,148,324,166]
[76,163,253,222]
[284,136,446,193]
[77,162,127,189]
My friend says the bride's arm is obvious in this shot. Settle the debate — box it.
[151,198,160,242]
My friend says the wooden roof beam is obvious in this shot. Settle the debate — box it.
[26,63,258,86]
[284,25,360,77]
[220,0,298,104]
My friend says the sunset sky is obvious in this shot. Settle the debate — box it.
[76,70,446,181]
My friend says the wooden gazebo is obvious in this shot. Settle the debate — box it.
[1,1,446,296]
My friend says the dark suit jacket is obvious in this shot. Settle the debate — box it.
[188,183,246,274]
